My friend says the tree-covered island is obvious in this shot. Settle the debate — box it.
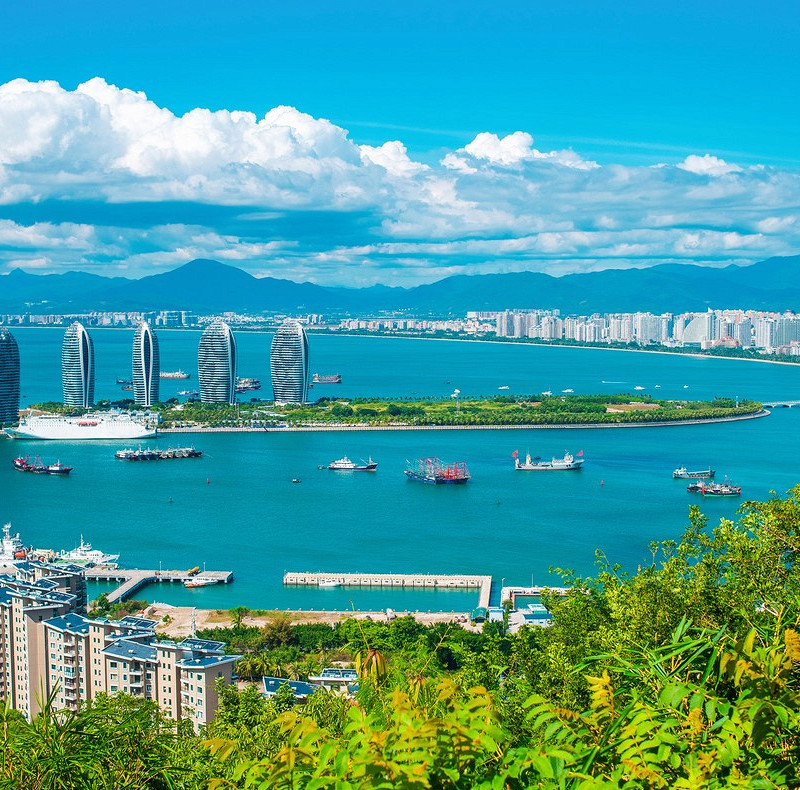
[30,393,765,430]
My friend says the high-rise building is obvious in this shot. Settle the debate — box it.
[198,320,237,404]
[61,321,95,408]
[0,327,20,424]
[132,322,160,407]
[270,319,309,404]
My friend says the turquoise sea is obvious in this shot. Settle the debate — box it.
[2,329,799,610]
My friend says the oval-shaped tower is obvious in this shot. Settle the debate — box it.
[198,320,237,404]
[0,327,20,425]
[270,319,309,404]
[62,321,95,408]
[132,322,160,407]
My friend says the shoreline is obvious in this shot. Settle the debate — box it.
[159,409,769,434]
[319,331,800,367]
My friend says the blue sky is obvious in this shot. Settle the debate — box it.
[0,1,798,286]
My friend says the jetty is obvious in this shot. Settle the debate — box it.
[284,572,493,609]
[84,568,233,604]
[499,585,569,609]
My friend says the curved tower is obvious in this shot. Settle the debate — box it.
[61,321,95,408]
[0,327,20,424]
[270,319,309,404]
[132,322,160,407]
[198,320,237,404]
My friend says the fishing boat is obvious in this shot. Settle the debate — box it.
[686,481,705,492]
[514,451,584,471]
[404,458,470,484]
[327,456,378,471]
[13,456,72,475]
[673,467,715,479]
[700,478,741,497]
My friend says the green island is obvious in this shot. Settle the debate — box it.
[31,394,765,429]
[4,488,800,787]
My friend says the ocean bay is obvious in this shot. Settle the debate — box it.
[3,329,799,609]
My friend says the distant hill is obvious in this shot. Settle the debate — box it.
[1,255,799,315]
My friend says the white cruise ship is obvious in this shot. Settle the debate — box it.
[5,412,157,441]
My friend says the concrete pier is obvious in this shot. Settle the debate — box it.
[499,585,569,609]
[84,568,233,604]
[284,572,492,609]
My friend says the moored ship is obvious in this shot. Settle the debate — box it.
[327,456,378,471]
[673,466,715,479]
[184,576,220,588]
[58,535,119,567]
[115,446,202,461]
[404,458,470,484]
[312,373,342,383]
[514,451,584,471]
[6,412,157,441]
[235,377,262,393]
[0,523,27,567]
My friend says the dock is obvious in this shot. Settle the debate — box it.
[84,568,234,604]
[284,572,493,609]
[499,585,569,609]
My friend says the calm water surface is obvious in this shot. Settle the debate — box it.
[3,330,798,609]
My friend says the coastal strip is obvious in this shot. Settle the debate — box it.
[159,408,770,434]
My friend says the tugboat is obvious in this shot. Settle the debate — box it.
[327,456,378,471]
[514,451,584,471]
[673,466,715,479]
[404,458,470,484]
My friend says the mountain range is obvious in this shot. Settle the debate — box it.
[1,255,799,315]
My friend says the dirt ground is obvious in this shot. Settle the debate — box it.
[143,603,476,638]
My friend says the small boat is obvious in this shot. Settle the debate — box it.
[184,576,219,588]
[561,388,574,393]
[235,377,262,393]
[327,456,378,471]
[498,385,509,390]
[515,451,584,471]
[116,378,133,386]
[177,390,199,397]
[46,461,72,475]
[160,370,190,379]
[634,386,645,391]
[405,458,470,484]
[292,478,301,484]
[673,467,715,479]
[121,385,133,391]
[312,373,342,384]
[541,391,552,396]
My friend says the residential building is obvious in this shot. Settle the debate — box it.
[0,562,237,728]
[132,322,160,407]
[270,319,309,404]
[0,327,20,424]
[61,321,95,408]
[198,320,237,404]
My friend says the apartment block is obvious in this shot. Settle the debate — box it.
[0,562,238,728]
